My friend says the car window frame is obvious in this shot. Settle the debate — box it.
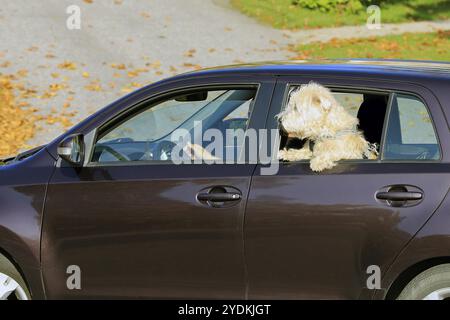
[269,81,442,165]
[85,83,263,167]
[380,92,442,161]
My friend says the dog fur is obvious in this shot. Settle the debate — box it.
[277,82,377,172]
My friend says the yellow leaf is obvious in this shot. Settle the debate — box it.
[0,76,37,157]
[58,61,77,70]
[111,63,126,70]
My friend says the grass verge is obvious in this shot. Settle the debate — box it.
[292,31,450,61]
[231,0,450,29]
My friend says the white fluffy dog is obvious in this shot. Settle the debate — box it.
[277,82,378,172]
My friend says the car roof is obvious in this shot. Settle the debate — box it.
[170,59,450,82]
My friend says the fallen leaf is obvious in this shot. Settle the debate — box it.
[84,80,102,92]
[16,69,28,78]
[111,63,126,70]
[0,61,11,68]
[58,61,77,70]
[0,76,37,157]
[184,49,196,58]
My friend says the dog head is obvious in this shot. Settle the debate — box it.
[277,82,358,139]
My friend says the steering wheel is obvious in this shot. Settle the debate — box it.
[416,150,431,160]
[96,145,131,162]
[153,140,177,161]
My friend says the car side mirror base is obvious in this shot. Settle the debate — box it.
[57,134,85,166]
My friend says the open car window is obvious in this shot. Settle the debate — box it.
[278,84,440,165]
[91,87,257,164]
[279,87,390,159]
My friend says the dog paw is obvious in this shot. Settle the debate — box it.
[295,148,313,160]
[367,152,378,160]
[184,143,220,161]
[277,149,289,161]
[310,158,334,172]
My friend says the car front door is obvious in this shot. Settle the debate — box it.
[42,78,274,299]
[245,76,450,299]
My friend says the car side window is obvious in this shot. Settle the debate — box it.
[383,93,440,160]
[279,87,390,159]
[91,88,257,163]
[277,84,440,166]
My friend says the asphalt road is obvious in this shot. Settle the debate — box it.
[1,1,449,147]
[0,0,291,147]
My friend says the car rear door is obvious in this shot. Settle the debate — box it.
[42,76,275,299]
[244,76,450,299]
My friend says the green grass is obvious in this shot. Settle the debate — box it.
[231,0,450,29]
[294,31,450,61]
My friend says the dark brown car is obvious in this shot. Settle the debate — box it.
[1,59,450,300]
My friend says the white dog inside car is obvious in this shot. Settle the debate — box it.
[277,82,378,172]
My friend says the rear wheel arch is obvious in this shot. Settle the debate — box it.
[385,257,450,300]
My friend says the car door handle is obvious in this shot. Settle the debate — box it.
[376,191,423,201]
[197,192,241,202]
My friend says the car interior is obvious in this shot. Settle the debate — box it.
[91,89,257,163]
